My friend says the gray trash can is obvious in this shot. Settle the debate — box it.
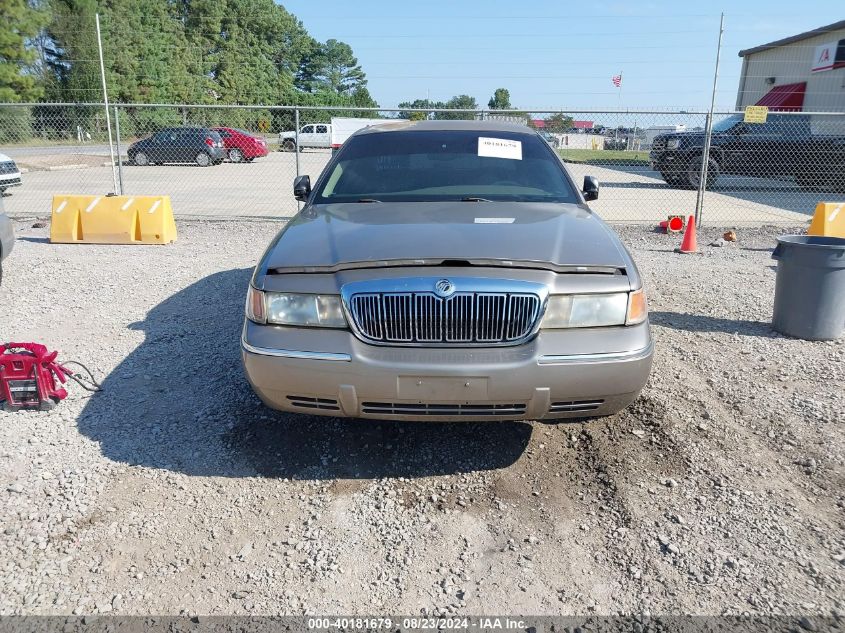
[771,235,845,340]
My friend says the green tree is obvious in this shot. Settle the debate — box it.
[487,88,512,110]
[14,0,375,122]
[101,0,200,104]
[0,0,47,101]
[44,0,100,101]
[434,94,477,120]
[297,38,366,95]
[348,86,375,106]
[543,112,574,133]
[397,95,477,120]
[397,98,437,120]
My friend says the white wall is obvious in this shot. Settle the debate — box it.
[553,133,606,150]
[737,26,845,112]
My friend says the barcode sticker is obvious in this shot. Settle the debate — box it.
[478,137,522,160]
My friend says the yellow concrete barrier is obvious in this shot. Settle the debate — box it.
[808,202,845,239]
[50,195,177,244]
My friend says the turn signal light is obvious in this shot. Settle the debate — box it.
[626,288,647,325]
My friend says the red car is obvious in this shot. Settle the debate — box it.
[211,127,269,163]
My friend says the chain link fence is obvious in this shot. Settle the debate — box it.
[1,103,843,225]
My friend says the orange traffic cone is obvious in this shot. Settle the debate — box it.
[675,215,697,254]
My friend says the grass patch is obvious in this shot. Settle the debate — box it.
[3,137,110,148]
[558,149,649,166]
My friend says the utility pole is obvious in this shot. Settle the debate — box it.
[96,13,118,194]
[695,13,725,226]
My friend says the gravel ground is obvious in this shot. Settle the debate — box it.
[0,219,842,617]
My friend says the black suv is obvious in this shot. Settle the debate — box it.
[128,127,225,166]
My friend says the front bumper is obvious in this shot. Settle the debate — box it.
[249,145,269,158]
[649,150,685,173]
[241,320,653,421]
[0,173,22,189]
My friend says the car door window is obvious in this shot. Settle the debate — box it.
[315,125,328,135]
[745,120,779,136]
[174,130,195,161]
[301,125,314,134]
[773,116,807,137]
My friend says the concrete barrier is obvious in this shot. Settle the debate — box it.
[808,202,844,239]
[50,195,177,244]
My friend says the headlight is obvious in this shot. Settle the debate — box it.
[245,287,347,328]
[541,290,647,328]
[666,138,680,150]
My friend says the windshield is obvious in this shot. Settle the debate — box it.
[313,129,578,203]
[711,115,743,133]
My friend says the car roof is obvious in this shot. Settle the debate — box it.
[354,119,538,137]
[165,126,213,132]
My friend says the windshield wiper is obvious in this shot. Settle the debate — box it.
[356,198,381,203]
[460,197,492,202]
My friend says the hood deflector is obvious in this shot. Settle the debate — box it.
[268,258,625,275]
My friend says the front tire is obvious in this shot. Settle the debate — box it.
[228,148,244,163]
[280,139,296,152]
[133,151,150,166]
[195,152,211,167]
[660,171,683,187]
[685,154,719,189]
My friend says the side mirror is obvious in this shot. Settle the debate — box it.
[583,176,599,201]
[293,175,311,201]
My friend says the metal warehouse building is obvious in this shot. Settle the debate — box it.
[736,20,845,112]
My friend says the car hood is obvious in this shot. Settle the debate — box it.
[659,131,706,140]
[262,202,632,274]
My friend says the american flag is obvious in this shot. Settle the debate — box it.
[612,74,622,88]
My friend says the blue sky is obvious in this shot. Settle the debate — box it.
[281,0,843,112]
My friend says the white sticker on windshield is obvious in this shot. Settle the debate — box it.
[475,217,515,224]
[478,137,522,160]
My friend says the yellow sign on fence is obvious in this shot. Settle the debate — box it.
[50,195,177,244]
[744,105,769,124]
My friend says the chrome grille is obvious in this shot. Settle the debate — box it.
[348,291,542,345]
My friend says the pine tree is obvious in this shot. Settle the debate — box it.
[297,38,367,95]
[0,0,48,101]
